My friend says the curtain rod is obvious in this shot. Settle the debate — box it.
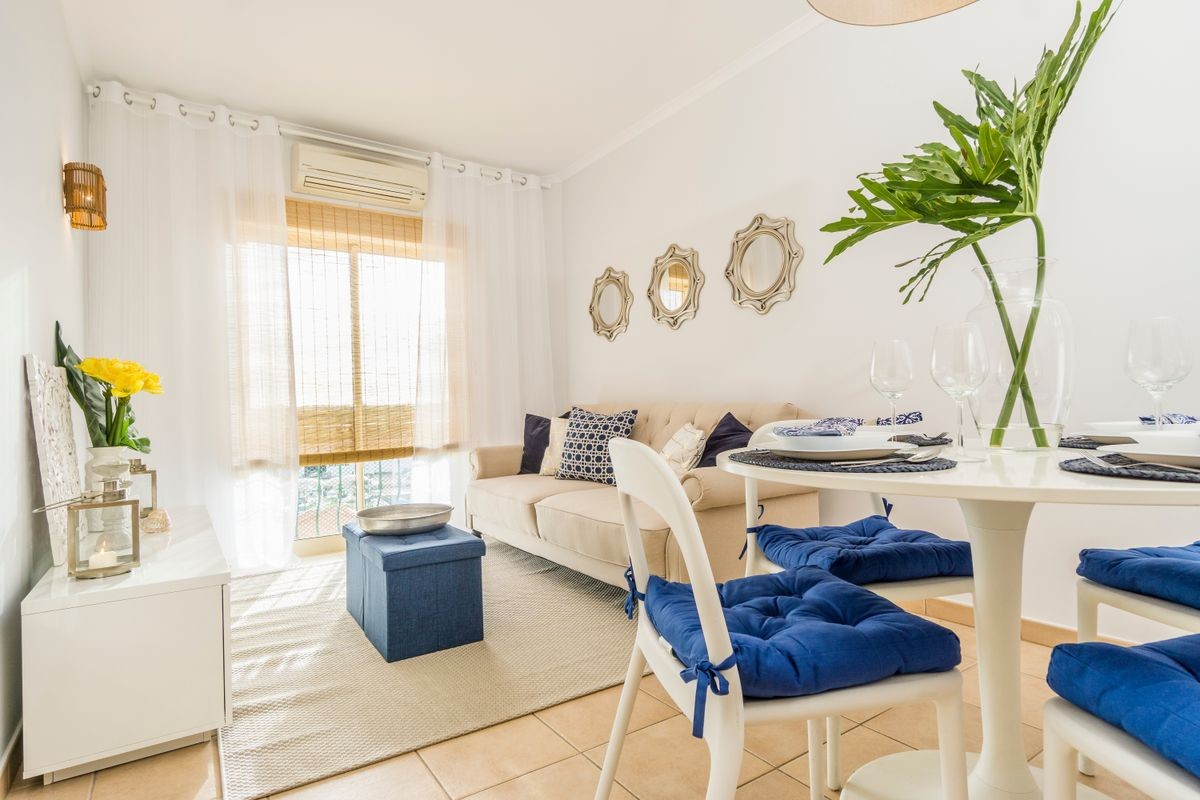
[86,83,554,189]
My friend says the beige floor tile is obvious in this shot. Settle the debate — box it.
[742,717,858,768]
[937,621,978,660]
[781,725,912,799]
[583,716,772,799]
[865,699,1041,759]
[462,754,633,800]
[419,716,575,799]
[961,665,1056,730]
[272,752,448,799]
[7,774,93,800]
[1020,640,1053,679]
[639,673,678,708]
[842,706,890,724]
[736,769,807,799]
[92,740,219,800]
[1029,751,1152,800]
[535,685,678,750]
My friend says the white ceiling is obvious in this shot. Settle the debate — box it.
[60,0,813,176]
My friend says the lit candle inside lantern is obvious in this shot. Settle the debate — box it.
[89,547,118,569]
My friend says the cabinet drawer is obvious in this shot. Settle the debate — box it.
[22,584,226,773]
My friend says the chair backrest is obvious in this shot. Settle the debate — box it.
[609,438,734,665]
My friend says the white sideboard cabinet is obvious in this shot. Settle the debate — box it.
[21,506,231,782]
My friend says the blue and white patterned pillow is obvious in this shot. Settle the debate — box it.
[557,407,638,485]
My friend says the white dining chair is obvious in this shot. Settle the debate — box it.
[595,437,968,800]
[1074,575,1200,775]
[742,419,976,790]
[1043,696,1200,800]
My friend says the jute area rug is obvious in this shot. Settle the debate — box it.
[218,538,636,800]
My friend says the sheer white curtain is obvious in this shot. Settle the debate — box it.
[422,155,557,449]
[86,81,297,570]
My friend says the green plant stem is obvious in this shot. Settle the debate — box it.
[989,216,1050,447]
[970,243,1046,447]
[103,388,113,444]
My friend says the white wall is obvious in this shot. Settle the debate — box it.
[561,0,1200,642]
[0,0,87,767]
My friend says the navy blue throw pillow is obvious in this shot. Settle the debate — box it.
[697,412,753,468]
[519,414,552,474]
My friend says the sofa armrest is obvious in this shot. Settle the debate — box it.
[470,444,524,480]
[680,465,815,512]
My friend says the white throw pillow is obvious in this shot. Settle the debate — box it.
[659,423,707,477]
[539,417,569,476]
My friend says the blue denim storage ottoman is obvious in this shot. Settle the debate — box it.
[342,523,486,662]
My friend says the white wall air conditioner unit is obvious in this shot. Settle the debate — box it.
[291,144,428,211]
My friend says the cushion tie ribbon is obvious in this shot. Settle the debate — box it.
[680,654,737,738]
[624,564,645,620]
[738,506,766,561]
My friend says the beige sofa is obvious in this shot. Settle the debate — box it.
[465,402,819,587]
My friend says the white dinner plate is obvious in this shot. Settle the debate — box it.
[1083,420,1198,436]
[768,431,893,452]
[1097,443,1200,468]
[766,442,911,462]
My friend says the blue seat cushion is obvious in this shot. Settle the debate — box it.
[1077,542,1200,610]
[645,567,960,701]
[752,516,972,585]
[1048,635,1200,777]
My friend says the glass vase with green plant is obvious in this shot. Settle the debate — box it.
[821,0,1115,448]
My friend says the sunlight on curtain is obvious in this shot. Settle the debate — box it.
[86,81,297,570]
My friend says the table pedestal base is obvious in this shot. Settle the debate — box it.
[840,751,1112,800]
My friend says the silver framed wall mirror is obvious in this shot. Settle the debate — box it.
[725,214,804,314]
[589,267,633,341]
[647,244,703,329]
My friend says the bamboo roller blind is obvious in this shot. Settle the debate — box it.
[287,199,426,466]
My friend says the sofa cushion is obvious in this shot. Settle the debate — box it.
[1048,635,1200,777]
[578,402,801,452]
[697,413,754,468]
[466,474,594,536]
[557,407,638,485]
[535,487,670,574]
[1077,542,1200,610]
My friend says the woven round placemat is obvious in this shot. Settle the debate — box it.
[1060,455,1200,483]
[1058,436,1103,450]
[729,449,957,473]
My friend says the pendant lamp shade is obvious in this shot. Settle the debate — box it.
[807,0,978,26]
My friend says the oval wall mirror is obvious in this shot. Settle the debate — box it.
[725,214,804,314]
[647,244,703,329]
[589,267,633,341]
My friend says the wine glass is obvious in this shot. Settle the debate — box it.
[931,323,989,462]
[1126,317,1193,430]
[870,339,914,435]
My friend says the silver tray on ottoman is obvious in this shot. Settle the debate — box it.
[356,503,453,534]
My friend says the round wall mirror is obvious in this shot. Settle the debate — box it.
[647,245,703,329]
[725,214,804,314]
[740,234,787,293]
[589,267,633,341]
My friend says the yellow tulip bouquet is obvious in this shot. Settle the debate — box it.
[55,323,163,453]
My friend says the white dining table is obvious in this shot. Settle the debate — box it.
[718,446,1200,800]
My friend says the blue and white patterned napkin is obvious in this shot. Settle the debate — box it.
[775,417,862,437]
[876,410,924,426]
[1139,413,1198,425]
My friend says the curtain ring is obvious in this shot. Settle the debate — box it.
[91,85,101,98]
[123,92,133,106]
[149,97,157,110]
[518,176,528,186]
[250,119,260,131]
[494,171,503,182]
[178,103,187,117]
[208,110,216,122]
[228,114,235,127]
[456,163,466,174]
